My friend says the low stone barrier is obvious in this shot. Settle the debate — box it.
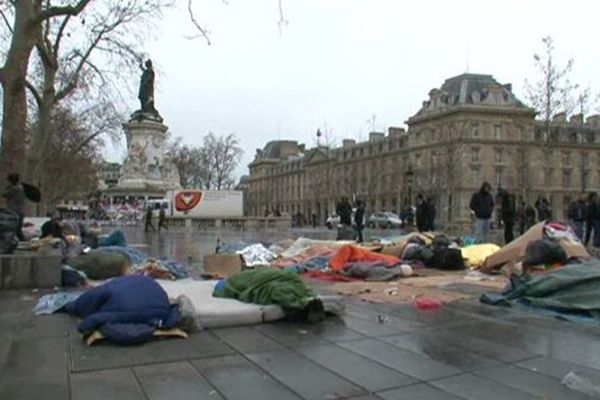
[0,250,62,289]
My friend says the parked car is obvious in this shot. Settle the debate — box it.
[326,209,357,229]
[326,214,340,229]
[367,212,402,229]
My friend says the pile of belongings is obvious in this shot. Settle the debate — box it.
[480,261,600,325]
[480,221,590,274]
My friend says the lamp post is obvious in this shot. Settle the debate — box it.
[405,166,414,228]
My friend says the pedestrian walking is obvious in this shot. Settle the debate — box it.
[158,206,168,231]
[567,194,586,240]
[425,196,436,231]
[2,173,26,241]
[497,188,516,244]
[144,206,156,232]
[354,200,365,243]
[469,181,495,243]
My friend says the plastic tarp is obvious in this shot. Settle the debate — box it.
[159,279,285,328]
[481,262,600,323]
[280,237,354,258]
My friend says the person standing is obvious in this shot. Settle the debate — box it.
[336,197,353,226]
[469,182,495,243]
[2,173,26,241]
[584,192,600,247]
[535,196,552,222]
[425,196,436,231]
[498,188,516,244]
[415,194,428,232]
[144,206,156,232]
[158,206,168,232]
[354,200,365,243]
[567,195,586,241]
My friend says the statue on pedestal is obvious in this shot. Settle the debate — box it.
[132,59,163,122]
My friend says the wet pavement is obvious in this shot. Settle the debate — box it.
[1,227,600,399]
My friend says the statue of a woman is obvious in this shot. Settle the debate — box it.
[138,59,157,114]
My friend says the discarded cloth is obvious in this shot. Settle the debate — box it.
[68,250,131,280]
[98,230,127,247]
[271,246,336,269]
[66,275,181,344]
[329,245,400,271]
[34,291,83,315]
[280,238,354,258]
[236,244,276,267]
[101,246,147,265]
[461,244,500,269]
[522,238,567,267]
[480,262,600,323]
[213,268,315,312]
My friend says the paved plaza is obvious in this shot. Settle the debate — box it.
[1,228,600,399]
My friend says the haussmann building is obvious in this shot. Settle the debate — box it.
[247,73,600,227]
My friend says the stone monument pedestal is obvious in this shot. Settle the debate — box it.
[108,113,180,199]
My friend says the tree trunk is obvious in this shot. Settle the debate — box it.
[0,1,41,176]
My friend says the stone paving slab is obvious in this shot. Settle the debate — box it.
[517,356,600,381]
[212,326,286,353]
[378,383,465,400]
[295,343,416,392]
[474,365,595,399]
[246,349,366,399]
[134,361,224,400]
[0,337,69,400]
[71,367,145,400]
[338,338,462,380]
[192,355,303,400]
[430,373,539,400]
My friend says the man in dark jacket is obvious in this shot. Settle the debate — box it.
[469,181,495,243]
[567,195,586,240]
[497,188,516,244]
[415,194,428,232]
[336,197,353,226]
[425,196,436,231]
[354,200,365,243]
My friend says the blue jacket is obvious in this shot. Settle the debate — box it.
[66,275,180,344]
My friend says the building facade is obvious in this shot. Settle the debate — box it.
[247,73,600,226]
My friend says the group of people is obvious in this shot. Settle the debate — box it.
[334,197,366,243]
[567,192,600,248]
[143,205,168,232]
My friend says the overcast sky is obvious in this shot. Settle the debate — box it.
[108,0,600,179]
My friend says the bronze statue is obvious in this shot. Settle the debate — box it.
[138,59,156,113]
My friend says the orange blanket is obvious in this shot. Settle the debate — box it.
[329,245,400,271]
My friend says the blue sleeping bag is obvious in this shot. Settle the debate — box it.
[66,275,180,344]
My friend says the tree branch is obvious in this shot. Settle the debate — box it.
[25,79,43,108]
[40,0,94,20]
[187,0,211,45]
[0,7,13,34]
[53,15,72,55]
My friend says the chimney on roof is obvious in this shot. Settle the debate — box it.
[586,115,600,127]
[570,113,584,126]
[342,139,356,148]
[369,132,385,142]
[502,83,512,92]
[552,112,567,123]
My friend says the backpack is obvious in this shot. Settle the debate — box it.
[22,183,41,203]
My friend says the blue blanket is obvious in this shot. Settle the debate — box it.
[66,275,180,344]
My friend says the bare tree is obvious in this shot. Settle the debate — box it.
[525,36,578,143]
[0,1,95,176]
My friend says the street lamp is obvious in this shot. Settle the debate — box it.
[405,166,415,228]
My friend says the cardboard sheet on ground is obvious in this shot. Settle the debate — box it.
[327,270,506,304]
[482,222,590,273]
[159,279,285,328]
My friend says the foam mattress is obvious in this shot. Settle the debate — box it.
[158,279,285,328]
